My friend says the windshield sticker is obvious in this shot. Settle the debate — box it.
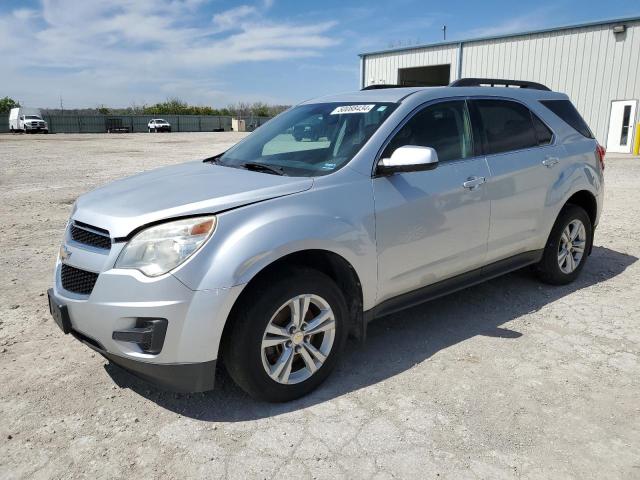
[330,104,375,115]
[321,162,337,170]
[377,106,387,112]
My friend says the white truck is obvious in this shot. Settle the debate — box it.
[9,108,49,133]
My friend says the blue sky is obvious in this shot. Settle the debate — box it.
[0,0,637,108]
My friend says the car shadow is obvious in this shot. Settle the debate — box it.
[105,246,637,420]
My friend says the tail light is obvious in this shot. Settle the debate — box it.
[596,144,606,171]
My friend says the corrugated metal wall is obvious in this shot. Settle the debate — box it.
[363,44,459,86]
[362,20,640,143]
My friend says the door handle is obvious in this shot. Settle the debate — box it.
[462,176,486,190]
[542,156,559,167]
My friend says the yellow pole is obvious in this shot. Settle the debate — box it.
[634,122,640,156]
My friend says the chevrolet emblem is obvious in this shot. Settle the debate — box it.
[60,245,72,262]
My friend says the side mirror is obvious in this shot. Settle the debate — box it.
[377,145,439,175]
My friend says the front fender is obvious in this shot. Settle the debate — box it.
[172,174,378,309]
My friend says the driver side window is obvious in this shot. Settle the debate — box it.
[383,100,473,162]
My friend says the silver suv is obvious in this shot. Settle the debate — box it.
[48,78,604,402]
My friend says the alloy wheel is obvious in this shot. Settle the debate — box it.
[261,294,336,385]
[558,219,586,274]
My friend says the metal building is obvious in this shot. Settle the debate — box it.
[359,16,640,153]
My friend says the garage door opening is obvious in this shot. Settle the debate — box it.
[398,64,451,87]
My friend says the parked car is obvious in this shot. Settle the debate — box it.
[48,78,604,402]
[148,119,171,132]
[9,107,48,133]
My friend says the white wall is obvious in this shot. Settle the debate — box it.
[362,20,640,143]
[363,44,459,86]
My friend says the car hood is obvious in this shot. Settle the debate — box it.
[73,160,313,238]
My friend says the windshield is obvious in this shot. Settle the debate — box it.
[155,119,167,123]
[25,115,42,120]
[218,102,397,176]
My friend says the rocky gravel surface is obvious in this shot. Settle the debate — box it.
[1,133,639,479]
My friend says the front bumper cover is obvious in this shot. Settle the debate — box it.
[48,259,245,392]
[71,328,216,392]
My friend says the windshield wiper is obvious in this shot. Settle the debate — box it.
[240,162,286,176]
[203,153,223,164]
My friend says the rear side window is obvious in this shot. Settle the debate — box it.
[540,100,594,138]
[472,100,537,154]
[532,113,553,145]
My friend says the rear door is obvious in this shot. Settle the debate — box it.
[373,99,491,303]
[470,98,559,262]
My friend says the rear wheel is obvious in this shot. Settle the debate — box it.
[536,204,592,285]
[223,268,348,402]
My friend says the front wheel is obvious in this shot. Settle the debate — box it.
[536,204,592,285]
[223,268,348,402]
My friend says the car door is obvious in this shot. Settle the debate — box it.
[469,98,559,263]
[373,99,491,304]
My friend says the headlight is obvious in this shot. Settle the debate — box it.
[115,216,216,277]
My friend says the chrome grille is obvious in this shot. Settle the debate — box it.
[60,264,99,295]
[70,222,111,250]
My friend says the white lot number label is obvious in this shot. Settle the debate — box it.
[330,104,375,115]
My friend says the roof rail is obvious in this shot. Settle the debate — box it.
[449,78,551,91]
[361,84,405,90]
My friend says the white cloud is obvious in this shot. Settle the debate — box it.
[0,0,340,107]
[212,5,257,31]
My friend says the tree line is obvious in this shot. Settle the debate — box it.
[1,96,288,117]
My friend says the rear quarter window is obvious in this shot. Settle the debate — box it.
[540,100,594,138]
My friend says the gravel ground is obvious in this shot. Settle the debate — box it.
[1,133,639,479]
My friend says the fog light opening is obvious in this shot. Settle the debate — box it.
[112,318,168,354]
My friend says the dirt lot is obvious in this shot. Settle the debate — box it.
[1,133,639,479]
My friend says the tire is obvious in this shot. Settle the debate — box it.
[536,204,592,285]
[223,267,349,402]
